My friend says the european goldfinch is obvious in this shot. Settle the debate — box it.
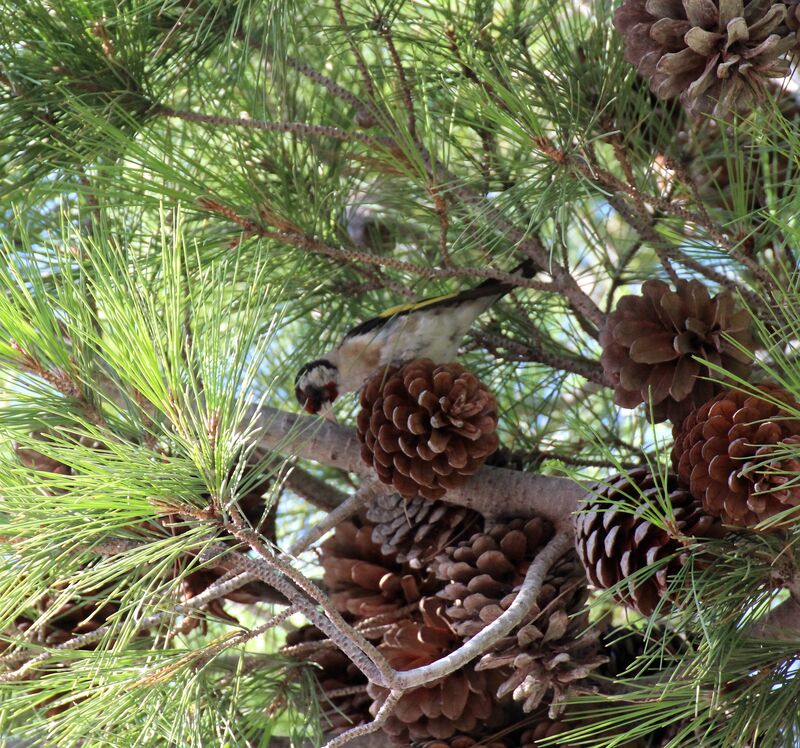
[294,259,539,417]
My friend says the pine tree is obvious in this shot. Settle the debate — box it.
[1,0,799,746]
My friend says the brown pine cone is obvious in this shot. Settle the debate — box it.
[284,625,371,735]
[613,0,798,117]
[574,467,722,615]
[320,518,430,618]
[672,384,800,526]
[600,279,753,424]
[356,359,499,500]
[367,493,483,569]
[417,737,508,748]
[367,598,505,743]
[432,519,598,713]
[599,626,686,679]
[476,606,604,715]
[520,720,571,747]
[14,431,72,475]
[432,518,586,640]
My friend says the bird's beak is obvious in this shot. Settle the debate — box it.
[319,403,338,423]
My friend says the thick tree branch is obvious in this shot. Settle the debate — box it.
[251,405,582,530]
[285,465,348,511]
[748,588,800,641]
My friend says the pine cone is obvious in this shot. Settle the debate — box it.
[432,518,586,640]
[432,519,598,713]
[574,467,721,615]
[13,431,72,475]
[600,279,753,424]
[672,384,800,526]
[320,518,430,618]
[284,625,371,735]
[613,0,798,117]
[367,493,483,569]
[417,738,508,748]
[477,608,604,715]
[520,720,571,747]
[367,598,504,743]
[599,626,686,679]
[357,359,499,500]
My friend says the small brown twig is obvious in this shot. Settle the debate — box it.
[157,106,383,150]
[287,481,378,556]
[0,567,273,674]
[321,688,403,748]
[222,506,395,688]
[604,239,644,314]
[333,0,376,100]
[377,20,416,142]
[197,195,552,293]
[471,330,608,386]
[662,155,774,289]
[431,190,451,266]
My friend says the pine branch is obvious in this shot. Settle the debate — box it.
[287,482,378,556]
[250,405,583,530]
[156,106,383,149]
[470,329,608,385]
[285,466,348,511]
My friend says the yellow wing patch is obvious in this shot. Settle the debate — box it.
[379,291,460,318]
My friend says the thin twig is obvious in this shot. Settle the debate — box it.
[288,482,378,556]
[157,106,383,150]
[197,196,552,291]
[471,330,608,385]
[321,688,403,748]
[377,21,416,141]
[223,506,395,687]
[333,0,376,99]
[0,568,263,673]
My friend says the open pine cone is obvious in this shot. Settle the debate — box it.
[367,493,483,569]
[418,738,508,748]
[520,720,571,747]
[672,384,800,526]
[432,519,598,713]
[613,0,798,117]
[432,518,586,639]
[367,598,505,743]
[320,518,431,618]
[600,279,753,424]
[357,359,499,500]
[574,467,722,615]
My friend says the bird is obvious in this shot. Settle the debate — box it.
[294,259,539,418]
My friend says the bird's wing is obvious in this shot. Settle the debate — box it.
[343,260,538,342]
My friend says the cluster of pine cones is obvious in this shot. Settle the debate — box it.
[581,278,800,614]
[285,503,679,746]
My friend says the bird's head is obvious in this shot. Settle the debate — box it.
[294,359,340,419]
